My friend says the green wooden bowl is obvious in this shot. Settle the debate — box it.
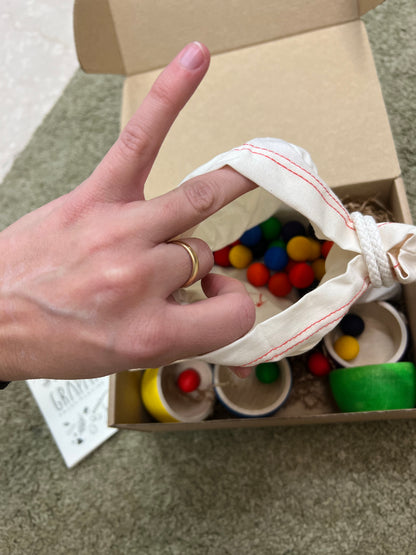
[329,362,416,412]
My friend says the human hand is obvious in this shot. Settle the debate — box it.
[0,42,256,381]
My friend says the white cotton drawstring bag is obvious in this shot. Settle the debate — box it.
[176,137,416,368]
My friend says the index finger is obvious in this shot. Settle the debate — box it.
[88,42,211,203]
[141,166,256,243]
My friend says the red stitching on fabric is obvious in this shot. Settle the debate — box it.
[235,146,355,230]
[243,142,352,224]
[245,278,370,366]
[262,314,352,362]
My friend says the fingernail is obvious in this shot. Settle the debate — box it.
[179,41,205,70]
[231,367,253,379]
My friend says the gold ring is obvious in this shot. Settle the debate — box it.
[169,240,200,287]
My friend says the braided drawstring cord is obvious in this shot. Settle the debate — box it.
[351,212,395,288]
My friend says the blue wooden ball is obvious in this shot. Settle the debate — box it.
[264,246,289,271]
[240,225,262,247]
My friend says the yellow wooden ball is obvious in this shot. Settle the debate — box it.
[308,239,322,261]
[312,258,326,281]
[334,335,360,361]
[286,236,313,262]
[229,244,253,269]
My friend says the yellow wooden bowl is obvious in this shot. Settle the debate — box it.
[141,361,214,423]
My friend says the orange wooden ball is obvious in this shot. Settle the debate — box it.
[246,262,270,287]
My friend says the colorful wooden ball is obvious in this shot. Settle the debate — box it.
[286,236,314,262]
[312,258,326,281]
[255,362,280,383]
[308,239,322,261]
[321,240,334,259]
[340,313,365,337]
[240,225,262,247]
[247,262,270,287]
[268,272,292,297]
[251,238,269,259]
[269,239,286,249]
[177,368,201,393]
[281,220,306,242]
[284,259,297,274]
[306,223,317,237]
[288,262,315,289]
[264,246,289,271]
[333,335,360,361]
[213,245,231,267]
[229,244,253,269]
[307,352,332,376]
[260,217,282,240]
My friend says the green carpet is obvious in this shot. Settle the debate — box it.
[1,1,416,553]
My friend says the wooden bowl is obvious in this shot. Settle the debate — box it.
[141,361,214,423]
[213,359,292,417]
[324,301,408,368]
[329,362,416,412]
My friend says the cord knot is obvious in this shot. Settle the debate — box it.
[351,212,395,288]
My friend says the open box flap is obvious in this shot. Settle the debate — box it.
[120,20,399,198]
[74,0,384,75]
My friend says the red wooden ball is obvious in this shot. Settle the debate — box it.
[284,259,297,274]
[268,272,292,297]
[177,368,201,393]
[307,352,331,376]
[321,241,334,259]
[213,246,231,267]
[247,262,270,287]
[288,262,314,289]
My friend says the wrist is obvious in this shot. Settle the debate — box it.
[0,294,27,381]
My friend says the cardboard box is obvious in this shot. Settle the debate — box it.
[74,0,416,431]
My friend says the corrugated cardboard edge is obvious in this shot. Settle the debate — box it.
[112,409,416,433]
[108,373,117,427]
[108,370,151,427]
[358,0,385,16]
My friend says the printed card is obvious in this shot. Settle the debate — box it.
[27,376,117,468]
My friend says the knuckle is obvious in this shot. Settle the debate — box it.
[117,121,154,160]
[235,294,256,337]
[98,263,135,298]
[150,78,174,110]
[183,178,218,215]
[57,190,92,228]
